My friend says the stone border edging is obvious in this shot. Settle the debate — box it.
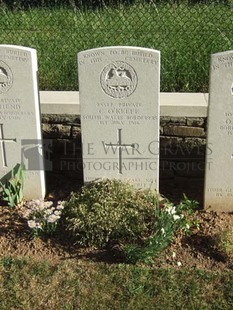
[39,91,208,117]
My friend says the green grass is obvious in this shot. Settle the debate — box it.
[0,256,232,309]
[0,1,232,91]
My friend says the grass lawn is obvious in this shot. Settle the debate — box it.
[0,257,232,310]
[0,1,232,91]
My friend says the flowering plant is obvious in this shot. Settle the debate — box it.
[21,199,65,238]
[125,194,199,264]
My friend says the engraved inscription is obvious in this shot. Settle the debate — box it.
[0,49,29,62]
[219,112,233,135]
[82,101,157,126]
[100,61,137,99]
[207,187,233,198]
[80,49,158,67]
[212,54,233,71]
[0,98,34,121]
[0,61,13,94]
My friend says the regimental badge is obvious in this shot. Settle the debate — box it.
[100,61,138,99]
[0,61,13,94]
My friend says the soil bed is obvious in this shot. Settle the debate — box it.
[0,207,232,271]
[0,174,232,270]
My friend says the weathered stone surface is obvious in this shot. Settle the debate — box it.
[160,116,187,126]
[41,114,80,124]
[78,46,160,190]
[0,45,45,199]
[164,126,205,137]
[71,126,81,139]
[204,50,233,212]
[185,137,206,147]
[42,124,71,138]
[184,138,206,155]
[186,117,205,127]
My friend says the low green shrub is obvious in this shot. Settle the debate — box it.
[61,179,199,264]
[61,179,157,248]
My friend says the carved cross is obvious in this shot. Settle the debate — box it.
[0,124,16,167]
[104,128,135,174]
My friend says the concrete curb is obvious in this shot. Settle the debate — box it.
[40,91,208,117]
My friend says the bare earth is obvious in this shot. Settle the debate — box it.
[0,174,232,270]
[0,204,232,271]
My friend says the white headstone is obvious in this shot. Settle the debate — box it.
[78,46,160,190]
[0,45,45,199]
[204,50,233,212]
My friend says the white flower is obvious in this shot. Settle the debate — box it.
[27,220,37,228]
[47,214,59,223]
[23,209,32,219]
[172,252,176,259]
[28,220,42,229]
[44,201,53,209]
[57,205,64,210]
[186,223,190,229]
[173,214,180,221]
[54,210,61,216]
[177,261,182,267]
[57,201,65,210]
[161,228,166,235]
[166,206,176,215]
[44,209,53,215]
[38,203,46,211]
[35,199,42,206]
[35,222,43,229]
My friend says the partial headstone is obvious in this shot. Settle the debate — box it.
[78,46,160,190]
[0,45,45,199]
[204,50,233,212]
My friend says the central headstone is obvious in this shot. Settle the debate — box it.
[204,50,233,212]
[0,45,45,199]
[78,46,160,190]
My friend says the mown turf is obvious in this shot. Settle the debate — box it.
[0,256,232,309]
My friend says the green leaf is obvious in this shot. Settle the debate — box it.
[0,163,25,207]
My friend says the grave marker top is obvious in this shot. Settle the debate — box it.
[0,45,45,199]
[78,46,160,190]
[204,50,233,212]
